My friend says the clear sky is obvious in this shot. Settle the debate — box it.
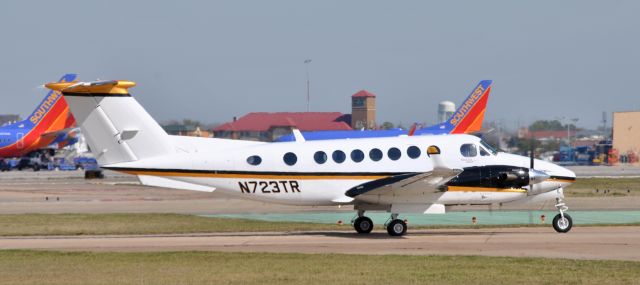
[1,0,638,130]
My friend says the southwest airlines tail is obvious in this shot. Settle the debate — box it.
[418,80,492,135]
[0,74,77,157]
[27,74,77,127]
[45,80,172,165]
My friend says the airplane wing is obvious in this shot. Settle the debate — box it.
[345,167,462,199]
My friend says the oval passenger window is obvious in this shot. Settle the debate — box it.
[460,144,477,157]
[283,152,297,166]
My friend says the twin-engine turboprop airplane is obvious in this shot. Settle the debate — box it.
[46,79,576,236]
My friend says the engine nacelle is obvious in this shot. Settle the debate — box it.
[528,169,550,185]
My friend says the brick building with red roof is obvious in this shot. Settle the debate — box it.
[213,90,376,141]
[214,112,352,141]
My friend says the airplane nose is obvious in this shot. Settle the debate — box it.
[535,159,576,184]
[560,166,576,184]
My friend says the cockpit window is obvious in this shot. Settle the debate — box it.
[479,140,498,155]
[479,147,490,156]
[460,144,477,157]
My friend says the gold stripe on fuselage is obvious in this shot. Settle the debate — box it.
[120,170,389,180]
[117,169,570,192]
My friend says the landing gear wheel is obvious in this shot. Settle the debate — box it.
[386,219,407,236]
[353,216,373,234]
[553,213,572,233]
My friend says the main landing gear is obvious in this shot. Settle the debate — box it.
[352,211,407,236]
[386,213,407,236]
[552,198,573,233]
[353,210,374,234]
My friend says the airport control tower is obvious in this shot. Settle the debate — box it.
[351,90,377,130]
[438,101,455,124]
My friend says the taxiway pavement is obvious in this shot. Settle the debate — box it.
[0,226,638,261]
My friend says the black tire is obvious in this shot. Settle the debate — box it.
[386,219,407,236]
[354,216,373,234]
[552,213,573,233]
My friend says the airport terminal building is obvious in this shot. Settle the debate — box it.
[612,111,640,163]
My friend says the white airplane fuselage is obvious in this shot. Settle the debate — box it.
[106,134,575,207]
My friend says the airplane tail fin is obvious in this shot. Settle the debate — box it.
[45,80,173,165]
[23,74,77,130]
[3,74,79,153]
[415,80,492,135]
[447,80,492,134]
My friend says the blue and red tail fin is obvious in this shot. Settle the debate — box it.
[446,80,492,134]
[0,74,77,157]
[24,74,77,129]
[21,74,77,150]
[416,80,492,135]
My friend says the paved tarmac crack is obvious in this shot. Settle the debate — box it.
[483,232,496,244]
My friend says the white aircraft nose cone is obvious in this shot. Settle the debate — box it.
[566,168,576,179]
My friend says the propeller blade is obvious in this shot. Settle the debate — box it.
[530,139,535,169]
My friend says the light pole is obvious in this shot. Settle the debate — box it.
[304,59,312,112]
[569,118,579,145]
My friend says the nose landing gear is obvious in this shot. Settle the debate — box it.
[552,198,572,233]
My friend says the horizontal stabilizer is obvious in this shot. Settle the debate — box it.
[46,80,135,96]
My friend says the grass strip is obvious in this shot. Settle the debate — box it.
[0,250,638,285]
[567,178,640,197]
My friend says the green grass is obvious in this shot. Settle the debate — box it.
[566,177,640,197]
[1,213,639,237]
[0,250,638,285]
[0,213,345,236]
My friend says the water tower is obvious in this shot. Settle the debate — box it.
[438,101,456,124]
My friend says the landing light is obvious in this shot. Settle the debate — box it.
[427,145,441,156]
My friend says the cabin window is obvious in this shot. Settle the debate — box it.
[369,148,383,161]
[351,149,365,163]
[460,144,477,157]
[283,152,297,166]
[314,151,327,164]
[407,146,421,159]
[246,155,262,166]
[388,147,401,161]
[332,150,346,163]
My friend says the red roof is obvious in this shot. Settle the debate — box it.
[352,90,376,98]
[214,112,352,132]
